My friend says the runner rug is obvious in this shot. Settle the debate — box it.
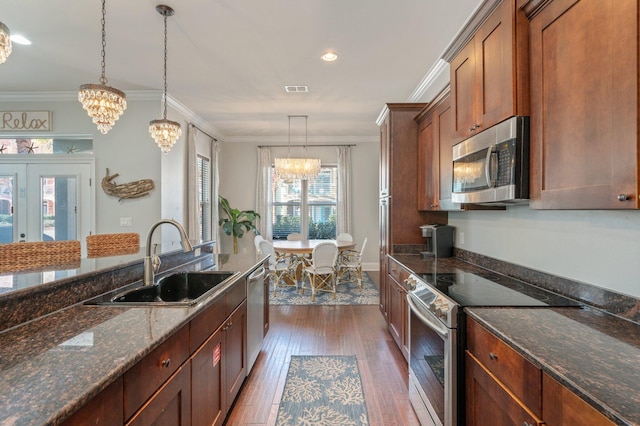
[276,355,370,425]
[269,272,379,305]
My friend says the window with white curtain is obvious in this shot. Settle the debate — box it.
[271,165,337,240]
[197,155,211,242]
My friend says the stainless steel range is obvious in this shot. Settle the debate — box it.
[406,269,580,426]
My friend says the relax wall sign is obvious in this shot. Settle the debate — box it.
[1,111,52,131]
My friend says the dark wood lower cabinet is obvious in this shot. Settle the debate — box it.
[61,377,123,426]
[126,363,191,426]
[191,324,225,426]
[466,352,543,426]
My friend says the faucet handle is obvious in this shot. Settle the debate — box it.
[152,243,161,273]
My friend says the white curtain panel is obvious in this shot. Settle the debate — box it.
[186,125,201,242]
[337,145,352,235]
[212,140,220,253]
[256,147,273,240]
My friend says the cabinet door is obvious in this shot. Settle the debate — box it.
[379,198,389,320]
[388,276,403,350]
[61,377,123,426]
[225,301,247,407]
[542,373,615,426]
[192,325,225,426]
[529,0,638,209]
[126,363,191,426]
[450,39,478,141]
[379,119,390,198]
[417,112,439,211]
[466,352,543,426]
[475,0,516,128]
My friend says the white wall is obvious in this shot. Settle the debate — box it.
[449,207,640,298]
[217,141,380,268]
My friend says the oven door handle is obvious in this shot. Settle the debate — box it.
[407,294,449,340]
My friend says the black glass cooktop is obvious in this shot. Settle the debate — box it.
[419,270,580,307]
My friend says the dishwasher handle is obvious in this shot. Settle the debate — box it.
[248,266,266,282]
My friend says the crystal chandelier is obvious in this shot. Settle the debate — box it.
[149,5,182,153]
[78,0,127,134]
[0,21,12,64]
[275,115,321,180]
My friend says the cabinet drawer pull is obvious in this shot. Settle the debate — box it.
[618,194,631,201]
[161,358,171,368]
[523,422,533,426]
[489,352,498,361]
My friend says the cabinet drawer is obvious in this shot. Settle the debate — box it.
[542,373,615,426]
[191,295,227,352]
[387,257,407,284]
[227,278,246,314]
[466,318,542,417]
[124,325,190,420]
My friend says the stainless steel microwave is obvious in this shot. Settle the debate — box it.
[451,116,529,205]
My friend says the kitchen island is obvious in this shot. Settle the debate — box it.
[0,251,267,425]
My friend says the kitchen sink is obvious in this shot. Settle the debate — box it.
[86,271,241,306]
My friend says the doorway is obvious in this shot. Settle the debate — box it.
[0,158,94,252]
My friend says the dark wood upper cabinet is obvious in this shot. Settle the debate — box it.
[527,0,639,209]
[450,0,530,143]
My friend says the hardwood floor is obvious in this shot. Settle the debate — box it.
[226,272,420,425]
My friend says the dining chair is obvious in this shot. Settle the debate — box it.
[259,239,297,296]
[301,241,339,301]
[336,233,353,242]
[286,232,304,241]
[338,237,368,289]
[254,234,264,254]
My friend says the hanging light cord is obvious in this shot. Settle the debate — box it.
[162,12,168,119]
[99,0,108,85]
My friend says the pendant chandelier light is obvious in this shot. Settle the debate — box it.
[149,4,182,153]
[275,115,321,180]
[78,0,127,135]
[0,21,12,64]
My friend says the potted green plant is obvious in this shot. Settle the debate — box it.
[218,195,260,254]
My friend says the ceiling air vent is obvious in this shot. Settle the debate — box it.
[284,85,309,93]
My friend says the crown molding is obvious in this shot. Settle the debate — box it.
[166,95,225,142]
[224,135,378,144]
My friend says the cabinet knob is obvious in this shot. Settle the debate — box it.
[489,352,498,361]
[161,358,171,368]
[618,194,631,201]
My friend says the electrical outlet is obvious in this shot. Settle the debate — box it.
[458,231,465,245]
[120,217,132,227]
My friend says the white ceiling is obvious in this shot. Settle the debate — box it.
[1,0,482,142]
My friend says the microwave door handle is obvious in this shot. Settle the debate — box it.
[485,146,497,188]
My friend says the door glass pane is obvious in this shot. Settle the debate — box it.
[41,176,77,241]
[0,175,14,243]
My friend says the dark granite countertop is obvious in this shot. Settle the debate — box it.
[466,308,640,426]
[389,253,640,425]
[0,253,266,425]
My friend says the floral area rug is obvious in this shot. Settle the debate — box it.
[269,272,379,305]
[276,355,369,425]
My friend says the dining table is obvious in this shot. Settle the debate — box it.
[272,239,356,255]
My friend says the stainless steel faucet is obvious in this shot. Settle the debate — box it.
[143,219,194,285]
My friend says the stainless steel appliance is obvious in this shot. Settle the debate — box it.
[406,269,580,425]
[246,265,265,373]
[451,116,529,205]
[420,225,454,258]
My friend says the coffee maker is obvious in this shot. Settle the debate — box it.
[419,224,454,258]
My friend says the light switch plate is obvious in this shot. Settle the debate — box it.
[120,217,132,227]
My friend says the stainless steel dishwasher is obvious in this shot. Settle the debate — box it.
[246,265,265,373]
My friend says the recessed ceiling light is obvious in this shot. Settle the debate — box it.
[321,51,338,62]
[10,34,31,45]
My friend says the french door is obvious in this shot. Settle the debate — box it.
[0,158,94,252]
